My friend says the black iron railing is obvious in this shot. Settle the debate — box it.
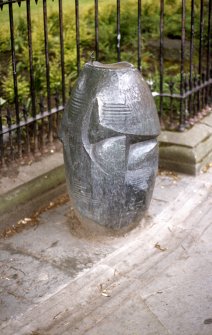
[0,0,212,169]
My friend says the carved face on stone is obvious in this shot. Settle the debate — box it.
[60,62,160,229]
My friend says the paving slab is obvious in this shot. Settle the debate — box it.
[0,168,211,335]
[0,172,188,324]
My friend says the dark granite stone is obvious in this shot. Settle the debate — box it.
[60,61,160,229]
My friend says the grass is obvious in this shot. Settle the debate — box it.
[0,0,115,24]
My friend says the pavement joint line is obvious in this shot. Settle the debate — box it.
[141,298,173,335]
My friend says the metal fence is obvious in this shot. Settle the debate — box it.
[0,0,211,169]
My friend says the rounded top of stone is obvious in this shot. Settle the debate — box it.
[86,61,134,70]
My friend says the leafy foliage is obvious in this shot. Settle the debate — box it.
[0,0,207,120]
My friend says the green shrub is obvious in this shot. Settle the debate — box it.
[0,0,206,123]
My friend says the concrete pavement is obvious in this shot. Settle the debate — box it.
[0,167,211,335]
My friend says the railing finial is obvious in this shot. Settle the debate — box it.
[89,51,95,64]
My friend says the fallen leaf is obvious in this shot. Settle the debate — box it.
[158,169,180,181]
[154,242,167,252]
[99,284,111,297]
[101,290,111,297]
[204,318,212,324]
[0,193,69,239]
[24,218,32,223]
[201,162,212,173]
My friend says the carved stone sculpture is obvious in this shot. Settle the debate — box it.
[60,61,160,229]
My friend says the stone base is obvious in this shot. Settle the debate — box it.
[68,206,145,237]
[159,112,212,175]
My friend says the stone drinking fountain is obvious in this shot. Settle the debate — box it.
[59,61,160,231]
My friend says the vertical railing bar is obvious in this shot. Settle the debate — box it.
[198,0,204,76]
[59,0,66,105]
[26,0,38,155]
[43,0,51,113]
[39,96,47,153]
[206,0,212,105]
[189,0,194,119]
[179,0,186,130]
[43,0,53,147]
[159,0,164,120]
[95,0,99,60]
[184,75,189,126]
[9,0,21,157]
[0,107,4,166]
[137,0,142,71]
[117,0,121,62]
[75,0,80,75]
[202,72,206,112]
[26,0,36,118]
[6,108,14,161]
[54,91,60,129]
[210,68,212,106]
[39,96,44,152]
[197,0,204,115]
[22,104,31,157]
[193,75,197,122]
[168,81,174,129]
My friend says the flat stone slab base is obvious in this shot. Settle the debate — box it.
[159,112,212,175]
